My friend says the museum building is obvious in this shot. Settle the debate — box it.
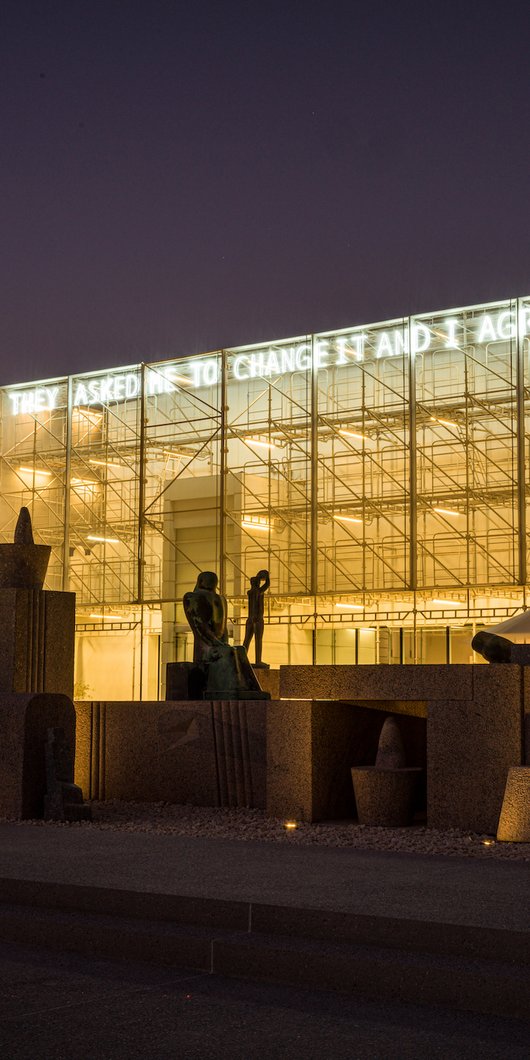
[1,295,529,699]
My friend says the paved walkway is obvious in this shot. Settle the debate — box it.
[0,824,527,932]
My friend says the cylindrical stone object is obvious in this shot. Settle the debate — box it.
[351,767,422,827]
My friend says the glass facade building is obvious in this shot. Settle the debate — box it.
[1,295,529,698]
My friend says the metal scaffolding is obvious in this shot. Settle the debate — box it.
[1,295,529,694]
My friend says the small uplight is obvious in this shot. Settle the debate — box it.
[482,838,495,846]
[284,820,298,831]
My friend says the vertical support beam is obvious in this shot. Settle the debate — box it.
[62,375,73,591]
[137,363,146,602]
[219,349,228,592]
[310,335,319,663]
[137,364,146,700]
[408,317,417,593]
[516,298,527,586]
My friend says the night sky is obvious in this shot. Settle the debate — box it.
[1,1,529,386]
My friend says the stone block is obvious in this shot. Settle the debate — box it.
[279,665,473,702]
[496,767,530,842]
[75,699,268,809]
[256,668,280,699]
[428,665,524,832]
[266,699,426,822]
[0,692,76,818]
[0,589,75,699]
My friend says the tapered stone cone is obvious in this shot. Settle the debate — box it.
[0,507,51,589]
[351,715,421,827]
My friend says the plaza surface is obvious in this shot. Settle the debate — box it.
[0,822,528,931]
[0,939,527,1060]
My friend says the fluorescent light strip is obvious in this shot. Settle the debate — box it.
[333,513,363,525]
[432,507,461,516]
[18,466,52,476]
[338,428,366,441]
[89,613,123,620]
[86,534,120,544]
[89,459,123,469]
[241,520,271,533]
[430,416,458,428]
[245,437,274,449]
[335,603,364,610]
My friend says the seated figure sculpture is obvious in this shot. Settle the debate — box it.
[183,571,270,699]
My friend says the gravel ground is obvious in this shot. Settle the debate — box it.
[4,801,529,861]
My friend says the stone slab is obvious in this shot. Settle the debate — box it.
[75,699,268,809]
[0,693,76,818]
[279,665,473,702]
[428,665,524,832]
[0,589,75,699]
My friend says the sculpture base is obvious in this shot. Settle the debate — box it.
[0,588,75,698]
[252,662,270,669]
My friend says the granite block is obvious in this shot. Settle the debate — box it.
[428,675,523,833]
[266,700,313,820]
[0,692,76,818]
[0,589,75,699]
[279,665,473,702]
[75,699,268,809]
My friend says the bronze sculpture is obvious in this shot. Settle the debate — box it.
[183,571,269,699]
[243,569,270,668]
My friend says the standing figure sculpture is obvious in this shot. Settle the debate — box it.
[183,571,269,699]
[243,570,270,668]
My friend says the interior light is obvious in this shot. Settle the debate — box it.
[432,507,462,516]
[430,416,458,428]
[241,517,271,533]
[89,459,123,469]
[430,599,463,607]
[333,513,363,525]
[89,613,123,621]
[18,466,52,476]
[86,534,120,544]
[244,436,275,449]
[335,603,364,610]
[338,428,366,441]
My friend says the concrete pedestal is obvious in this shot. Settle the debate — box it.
[0,589,75,699]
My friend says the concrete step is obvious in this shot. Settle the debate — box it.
[0,877,527,1020]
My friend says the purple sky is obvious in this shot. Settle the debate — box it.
[1,1,529,385]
